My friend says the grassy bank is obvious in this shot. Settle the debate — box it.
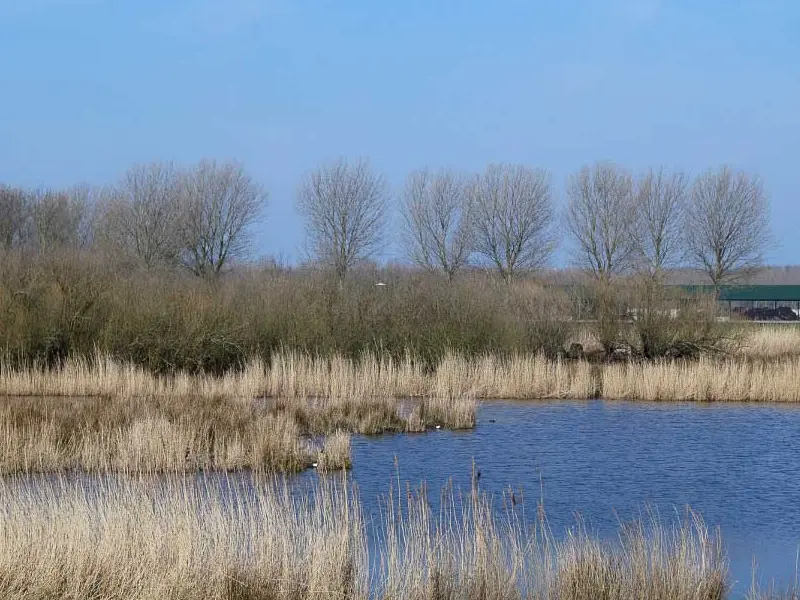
[0,472,739,600]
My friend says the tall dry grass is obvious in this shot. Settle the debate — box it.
[0,473,732,600]
[0,376,481,474]
[736,326,800,359]
[602,357,800,402]
[0,396,322,474]
[0,351,597,401]
[0,474,367,600]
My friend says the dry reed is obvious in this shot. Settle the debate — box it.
[0,351,596,401]
[736,326,800,359]
[0,386,474,473]
[602,357,800,402]
[0,474,367,600]
[0,473,733,600]
[316,430,352,472]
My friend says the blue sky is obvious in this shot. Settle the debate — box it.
[1,0,798,264]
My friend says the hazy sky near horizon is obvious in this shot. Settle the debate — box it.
[1,0,798,265]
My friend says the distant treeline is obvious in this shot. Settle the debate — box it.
[0,158,768,371]
[1,158,770,284]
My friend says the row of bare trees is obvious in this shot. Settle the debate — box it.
[1,158,770,283]
[297,159,771,284]
[565,163,770,284]
[0,160,266,276]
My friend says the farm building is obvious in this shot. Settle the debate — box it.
[680,285,800,320]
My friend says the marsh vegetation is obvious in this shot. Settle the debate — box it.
[0,473,736,600]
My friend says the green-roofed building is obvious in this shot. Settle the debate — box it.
[678,285,800,320]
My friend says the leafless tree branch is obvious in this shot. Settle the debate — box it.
[100,162,183,269]
[565,162,638,280]
[632,167,688,279]
[472,164,555,283]
[685,165,771,285]
[178,160,265,277]
[297,158,388,280]
[401,168,474,281]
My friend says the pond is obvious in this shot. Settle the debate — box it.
[343,400,800,597]
[6,399,800,597]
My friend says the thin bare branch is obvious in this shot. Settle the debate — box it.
[178,160,265,277]
[401,168,474,281]
[633,167,688,279]
[297,158,388,280]
[565,162,638,280]
[472,164,555,283]
[685,166,771,285]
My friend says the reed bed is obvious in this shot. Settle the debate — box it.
[0,475,367,600]
[602,357,800,402]
[0,351,597,401]
[0,396,320,474]
[0,472,734,600]
[0,386,480,474]
[736,326,800,359]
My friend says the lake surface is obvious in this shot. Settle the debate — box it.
[342,400,800,598]
[6,399,799,597]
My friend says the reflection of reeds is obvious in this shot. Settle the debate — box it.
[0,473,732,600]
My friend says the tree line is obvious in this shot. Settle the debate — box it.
[0,158,771,284]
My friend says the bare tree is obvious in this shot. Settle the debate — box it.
[401,168,473,280]
[297,158,388,280]
[472,164,555,283]
[633,167,688,279]
[565,162,638,280]
[0,185,29,251]
[65,182,107,251]
[28,187,88,253]
[101,162,183,269]
[178,160,265,277]
[685,165,771,285]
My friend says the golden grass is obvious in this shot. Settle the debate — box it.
[0,386,472,474]
[0,397,321,474]
[736,326,800,359]
[0,472,731,600]
[0,474,367,600]
[0,350,596,400]
[602,357,800,402]
[316,430,352,472]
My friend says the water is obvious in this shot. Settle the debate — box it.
[7,399,800,597]
[346,400,800,597]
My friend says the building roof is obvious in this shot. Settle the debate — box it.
[679,285,800,302]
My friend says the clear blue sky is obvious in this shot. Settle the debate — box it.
[1,0,798,264]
